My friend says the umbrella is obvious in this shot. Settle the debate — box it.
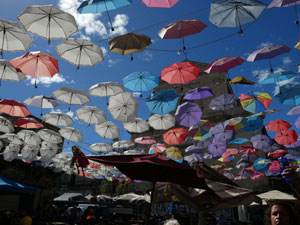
[21,144,39,161]
[250,171,264,180]
[258,70,297,84]
[0,19,33,56]
[17,130,41,146]
[208,138,227,157]
[59,127,83,142]
[108,33,151,60]
[158,19,207,50]
[134,136,157,145]
[145,89,179,115]
[0,133,23,145]
[287,105,300,115]
[43,112,74,127]
[76,106,106,126]
[0,99,30,117]
[24,95,59,116]
[210,123,235,143]
[123,72,159,96]
[149,143,167,154]
[194,137,213,149]
[250,134,273,152]
[124,118,149,133]
[268,0,300,24]
[78,0,132,31]
[268,150,286,158]
[3,144,20,162]
[240,92,272,114]
[222,148,239,158]
[89,82,124,97]
[254,158,271,172]
[268,160,280,171]
[184,153,204,166]
[163,128,188,145]
[142,0,179,8]
[0,60,26,86]
[175,102,202,127]
[95,121,120,139]
[223,117,247,130]
[266,119,291,131]
[40,141,59,161]
[161,62,200,85]
[239,145,258,155]
[0,116,14,133]
[295,116,300,129]
[14,118,44,129]
[241,116,264,133]
[56,38,103,69]
[204,57,245,74]
[274,83,300,105]
[18,5,78,44]
[247,44,291,72]
[165,146,183,163]
[108,92,138,123]
[209,94,238,111]
[112,140,134,149]
[148,113,175,130]
[189,120,213,141]
[185,144,203,154]
[38,129,63,144]
[52,87,90,110]
[236,158,253,169]
[90,143,112,152]
[229,76,255,85]
[209,0,266,34]
[275,130,298,145]
[183,87,214,100]
[124,149,145,155]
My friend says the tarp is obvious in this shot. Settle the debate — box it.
[54,193,83,202]
[0,175,36,195]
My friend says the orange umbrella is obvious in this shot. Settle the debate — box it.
[163,128,188,145]
[14,118,44,129]
[0,99,30,117]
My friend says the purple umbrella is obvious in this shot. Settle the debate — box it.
[193,137,213,149]
[175,102,202,127]
[203,152,213,160]
[295,116,300,129]
[208,138,227,157]
[209,94,238,111]
[223,171,235,179]
[185,145,203,154]
[287,105,300,115]
[250,134,273,152]
[247,45,291,72]
[265,169,281,177]
[184,153,204,166]
[183,87,213,100]
[285,138,300,148]
[210,123,235,143]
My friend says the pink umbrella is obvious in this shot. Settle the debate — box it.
[239,145,258,155]
[134,136,157,145]
[142,0,179,8]
[222,148,238,158]
[204,57,245,74]
[250,171,264,180]
[268,160,280,171]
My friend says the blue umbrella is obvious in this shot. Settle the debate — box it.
[228,138,249,144]
[258,70,297,84]
[241,116,264,133]
[254,158,271,172]
[145,89,178,115]
[123,72,159,97]
[77,0,132,31]
[274,83,300,106]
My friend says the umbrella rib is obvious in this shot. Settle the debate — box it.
[238,5,257,21]
[51,16,68,37]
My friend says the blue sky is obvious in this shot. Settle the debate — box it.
[1,0,300,155]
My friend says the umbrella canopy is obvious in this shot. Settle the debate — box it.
[274,83,300,106]
[124,118,149,133]
[43,112,74,127]
[108,92,138,123]
[0,99,30,117]
[148,113,175,130]
[250,134,273,152]
[108,33,151,60]
[209,94,238,111]
[184,153,204,166]
[208,138,227,157]
[183,87,214,100]
[185,144,203,154]
[123,72,159,94]
[21,144,39,161]
[0,60,26,86]
[89,82,124,97]
[17,130,41,146]
[240,92,272,114]
[163,128,188,145]
[0,116,14,133]
[142,0,179,8]
[38,129,62,144]
[229,76,255,85]
[134,136,157,145]
[59,127,83,142]
[268,150,286,158]
[146,89,179,115]
[112,140,134,149]
[204,57,245,74]
[3,144,20,162]
[258,70,297,84]
[239,145,258,155]
[76,106,106,125]
[0,133,23,145]
[52,87,90,110]
[209,0,266,34]
[165,146,183,162]
[275,130,298,145]
[210,123,235,143]
[223,117,247,130]
[241,116,264,133]
[17,5,78,43]
[295,116,300,129]
[161,62,200,84]
[10,51,59,88]
[40,141,59,161]
[222,148,239,158]
[90,143,112,152]
[287,105,300,115]
[254,158,271,172]
[189,120,213,141]
[14,118,44,129]
[95,121,120,139]
[175,102,202,127]
[56,38,103,69]
[149,143,167,154]
[266,119,292,131]
[24,95,59,115]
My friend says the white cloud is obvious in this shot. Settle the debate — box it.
[252,69,270,79]
[26,73,68,87]
[283,57,292,65]
[257,41,273,48]
[111,14,129,35]
[108,59,121,67]
[101,47,108,56]
[142,51,153,61]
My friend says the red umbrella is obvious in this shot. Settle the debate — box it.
[239,145,258,155]
[0,99,30,117]
[275,130,298,145]
[134,136,157,145]
[204,57,245,74]
[266,119,292,131]
[250,171,264,180]
[268,150,286,159]
[163,128,188,145]
[222,148,238,158]
[10,51,59,88]
[161,62,200,85]
[14,118,44,129]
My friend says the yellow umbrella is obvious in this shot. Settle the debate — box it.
[165,146,183,162]
[229,76,255,85]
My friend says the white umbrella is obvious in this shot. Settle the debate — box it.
[104,151,122,156]
[40,141,59,161]
[0,60,26,86]
[38,129,63,144]
[3,144,20,162]
[90,143,112,152]
[123,149,145,155]
[56,38,103,69]
[21,144,39,161]
[17,130,41,146]
[148,113,176,130]
[95,121,120,139]
[52,152,72,168]
[24,95,59,116]
[43,112,74,127]
[112,140,134,149]
[0,133,23,145]
[52,87,90,110]
[76,106,106,125]
[59,127,83,142]
[108,92,138,123]
[0,19,33,56]
[124,118,149,133]
[0,116,14,133]
[88,82,124,104]
[17,5,78,44]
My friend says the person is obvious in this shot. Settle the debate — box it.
[163,218,180,225]
[71,146,89,176]
[264,201,298,225]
